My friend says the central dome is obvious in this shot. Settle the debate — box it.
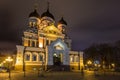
[41,9,55,20]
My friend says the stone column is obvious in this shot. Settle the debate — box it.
[35,40,37,47]
[45,46,48,70]
[30,40,32,47]
[16,45,25,65]
[30,52,32,62]
[79,51,84,71]
[44,38,46,48]
[63,50,69,65]
[36,52,39,62]
[60,53,63,63]
[47,46,53,65]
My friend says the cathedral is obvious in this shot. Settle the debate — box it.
[15,5,84,71]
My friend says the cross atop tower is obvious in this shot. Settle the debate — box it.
[47,1,50,10]
[34,2,38,10]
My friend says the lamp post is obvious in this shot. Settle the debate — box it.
[23,46,26,77]
[6,57,13,78]
[38,53,45,77]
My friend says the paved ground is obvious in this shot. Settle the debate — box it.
[0,71,120,80]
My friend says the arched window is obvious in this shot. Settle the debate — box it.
[31,22,34,27]
[25,53,30,61]
[39,54,43,61]
[36,41,39,47]
[33,22,37,27]
[28,40,30,46]
[32,41,35,47]
[75,56,79,62]
[70,55,74,62]
[29,22,32,27]
[32,54,37,61]
[46,40,49,45]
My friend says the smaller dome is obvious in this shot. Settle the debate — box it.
[41,9,54,20]
[29,9,40,18]
[58,17,67,25]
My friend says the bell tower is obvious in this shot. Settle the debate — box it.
[23,7,40,47]
[57,17,67,34]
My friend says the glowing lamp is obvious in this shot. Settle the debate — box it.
[39,43,43,48]
[87,60,92,65]
[6,57,13,62]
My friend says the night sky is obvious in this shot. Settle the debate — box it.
[0,0,120,51]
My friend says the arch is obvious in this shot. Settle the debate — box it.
[28,40,30,46]
[32,41,35,47]
[25,52,32,61]
[70,55,74,62]
[50,38,69,51]
[74,56,79,62]
[47,38,70,65]
[38,53,44,61]
[32,52,38,61]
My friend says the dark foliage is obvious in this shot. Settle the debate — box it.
[84,40,120,68]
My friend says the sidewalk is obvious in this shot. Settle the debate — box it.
[1,71,120,80]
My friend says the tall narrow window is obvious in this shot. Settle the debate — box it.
[25,54,30,61]
[46,40,49,45]
[75,56,79,62]
[36,41,39,47]
[28,40,30,46]
[70,55,74,62]
[39,54,43,61]
[32,41,35,47]
[32,54,37,61]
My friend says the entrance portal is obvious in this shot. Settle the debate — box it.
[53,53,62,66]
[47,39,70,67]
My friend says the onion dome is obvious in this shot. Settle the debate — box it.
[29,9,40,18]
[58,17,67,25]
[41,9,55,20]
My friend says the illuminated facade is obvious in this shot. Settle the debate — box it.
[15,7,84,71]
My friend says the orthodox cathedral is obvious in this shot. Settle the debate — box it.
[15,5,84,71]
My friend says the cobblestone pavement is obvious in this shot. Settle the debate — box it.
[0,71,120,80]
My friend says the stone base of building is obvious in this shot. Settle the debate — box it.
[15,64,82,72]
[15,65,45,71]
[46,65,70,71]
[70,65,80,71]
[15,65,23,71]
[15,65,71,71]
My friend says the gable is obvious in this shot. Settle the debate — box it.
[54,42,64,50]
[43,24,61,34]
[49,38,68,51]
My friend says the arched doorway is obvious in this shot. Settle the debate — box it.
[47,39,70,67]
[53,53,63,66]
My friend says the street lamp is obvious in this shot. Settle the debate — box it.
[38,53,45,77]
[111,63,115,69]
[87,60,92,65]
[87,60,92,70]
[6,57,13,78]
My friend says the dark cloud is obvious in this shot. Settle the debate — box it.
[0,0,120,50]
